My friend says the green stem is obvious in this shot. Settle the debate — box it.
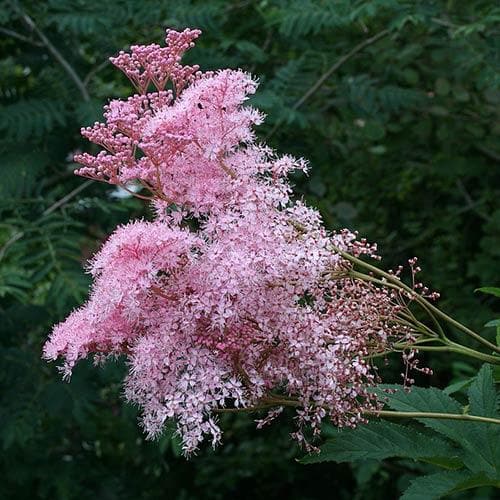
[367,410,500,425]
[447,341,500,364]
[395,311,439,338]
[220,397,500,425]
[392,337,446,349]
[339,249,500,354]
[394,343,500,364]
[349,268,499,363]
[349,271,438,338]
[410,295,447,339]
[214,404,274,414]
[368,338,500,364]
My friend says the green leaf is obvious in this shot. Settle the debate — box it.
[301,421,461,469]
[443,377,475,395]
[0,150,49,198]
[379,378,500,480]
[475,287,500,298]
[0,99,66,141]
[376,385,488,474]
[462,366,500,478]
[468,364,497,417]
[484,320,500,347]
[377,385,465,443]
[401,471,499,500]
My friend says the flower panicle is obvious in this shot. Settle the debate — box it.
[46,28,434,455]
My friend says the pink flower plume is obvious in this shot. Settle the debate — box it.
[45,28,419,455]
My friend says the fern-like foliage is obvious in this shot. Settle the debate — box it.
[0,99,67,141]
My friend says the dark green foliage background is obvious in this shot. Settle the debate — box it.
[1,1,499,498]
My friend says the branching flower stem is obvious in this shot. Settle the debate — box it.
[393,341,500,364]
[215,397,500,425]
[365,410,500,425]
[336,247,500,355]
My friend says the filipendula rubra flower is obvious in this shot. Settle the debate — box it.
[43,28,421,454]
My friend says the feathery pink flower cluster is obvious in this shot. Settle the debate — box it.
[44,29,416,454]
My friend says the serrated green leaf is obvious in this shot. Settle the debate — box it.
[301,421,461,469]
[377,385,465,443]
[401,471,499,500]
[462,365,500,478]
[444,377,475,395]
[378,383,500,479]
[468,365,497,418]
